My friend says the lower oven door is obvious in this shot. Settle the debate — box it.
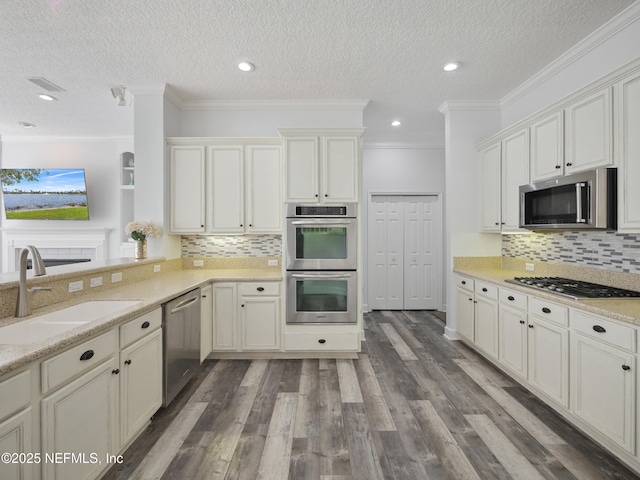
[286,271,357,324]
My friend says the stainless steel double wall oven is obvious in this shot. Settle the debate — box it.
[285,203,357,324]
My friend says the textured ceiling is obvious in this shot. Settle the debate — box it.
[0,0,636,144]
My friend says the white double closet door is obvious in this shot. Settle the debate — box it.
[369,195,442,310]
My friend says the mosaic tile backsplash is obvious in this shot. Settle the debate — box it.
[502,231,640,274]
[181,235,282,258]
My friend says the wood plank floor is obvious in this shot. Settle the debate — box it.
[103,310,640,479]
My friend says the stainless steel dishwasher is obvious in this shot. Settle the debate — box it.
[162,287,201,407]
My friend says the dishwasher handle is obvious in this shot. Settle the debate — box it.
[170,295,199,314]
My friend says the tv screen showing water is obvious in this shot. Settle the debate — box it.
[1,168,90,220]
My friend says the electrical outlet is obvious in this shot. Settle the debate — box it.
[111,272,123,283]
[68,280,84,293]
[267,259,278,267]
[525,263,535,271]
[153,264,161,273]
[193,260,204,267]
[90,276,103,288]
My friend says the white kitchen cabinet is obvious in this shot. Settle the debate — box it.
[169,145,206,233]
[527,299,569,408]
[212,283,238,351]
[239,283,281,351]
[530,111,564,181]
[455,276,475,341]
[280,129,364,203]
[0,369,33,480]
[246,145,282,233]
[616,69,640,232]
[200,284,213,362]
[479,142,501,232]
[119,328,163,448]
[498,288,528,381]
[206,145,245,233]
[473,282,499,360]
[564,86,613,174]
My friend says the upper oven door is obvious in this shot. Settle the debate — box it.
[286,218,357,270]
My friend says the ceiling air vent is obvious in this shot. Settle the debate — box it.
[27,77,66,92]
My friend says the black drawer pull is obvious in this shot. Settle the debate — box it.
[542,307,551,314]
[508,296,515,301]
[257,287,265,292]
[80,350,94,361]
[461,280,466,285]
[112,369,120,375]
[593,325,606,333]
[622,365,631,371]
[141,321,150,329]
[482,287,488,292]
[318,339,326,344]
[124,359,132,365]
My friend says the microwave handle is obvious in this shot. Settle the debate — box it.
[291,220,352,225]
[291,273,352,279]
[576,182,586,223]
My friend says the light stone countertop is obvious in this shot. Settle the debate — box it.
[0,268,282,377]
[454,266,640,327]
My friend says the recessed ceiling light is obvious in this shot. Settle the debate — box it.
[443,62,459,72]
[38,93,57,101]
[238,61,255,72]
[391,120,402,127]
[18,122,36,128]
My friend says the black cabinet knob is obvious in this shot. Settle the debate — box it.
[528,324,534,329]
[318,339,326,344]
[257,287,265,292]
[461,280,466,285]
[80,350,94,361]
[555,165,561,169]
[141,321,150,329]
[519,320,525,325]
[124,359,132,365]
[508,296,515,301]
[566,162,573,166]
[622,365,631,371]
[112,369,120,375]
[482,287,488,292]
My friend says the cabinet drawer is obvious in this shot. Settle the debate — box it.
[238,282,280,296]
[120,308,162,348]
[529,297,568,327]
[457,276,474,292]
[0,370,31,422]
[475,281,498,300]
[499,288,528,310]
[572,310,636,353]
[42,330,117,394]
[285,332,359,351]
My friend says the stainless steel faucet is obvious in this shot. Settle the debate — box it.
[15,245,51,317]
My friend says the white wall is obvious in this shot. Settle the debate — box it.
[0,137,131,267]
[361,146,446,309]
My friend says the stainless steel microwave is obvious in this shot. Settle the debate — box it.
[519,168,617,230]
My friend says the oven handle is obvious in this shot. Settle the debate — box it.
[291,220,353,225]
[576,182,586,223]
[291,273,353,279]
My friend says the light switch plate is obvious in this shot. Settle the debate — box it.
[153,264,161,273]
[68,280,84,293]
[525,263,535,271]
[267,259,278,267]
[90,277,103,288]
[193,260,204,267]
[111,272,123,283]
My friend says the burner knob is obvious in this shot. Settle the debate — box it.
[548,285,556,291]
[556,287,564,293]
[536,282,544,288]
[526,280,533,285]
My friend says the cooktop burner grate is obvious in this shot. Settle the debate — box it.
[505,276,640,299]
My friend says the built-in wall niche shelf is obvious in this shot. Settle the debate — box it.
[120,152,135,247]
[121,151,135,187]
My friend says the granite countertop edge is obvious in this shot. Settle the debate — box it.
[454,266,640,327]
[0,268,282,378]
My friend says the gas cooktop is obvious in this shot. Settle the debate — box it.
[505,276,640,300]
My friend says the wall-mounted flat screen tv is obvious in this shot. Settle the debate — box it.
[1,168,90,220]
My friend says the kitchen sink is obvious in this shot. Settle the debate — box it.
[0,300,142,345]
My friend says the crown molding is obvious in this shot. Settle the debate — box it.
[179,99,370,111]
[362,142,445,150]
[437,100,501,115]
[0,135,133,143]
[501,1,640,108]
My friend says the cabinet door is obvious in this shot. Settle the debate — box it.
[530,111,564,181]
[565,87,613,174]
[617,70,640,231]
[41,358,118,480]
[285,137,319,202]
[120,329,163,448]
[479,143,501,231]
[322,136,359,202]
[572,334,635,453]
[170,146,205,233]
[474,297,499,359]
[207,146,244,233]
[246,145,282,233]
[240,297,281,350]
[200,284,213,362]
[528,316,569,408]
[0,409,32,480]
[498,304,528,380]
[212,283,238,351]
[501,129,529,231]
[455,288,474,341]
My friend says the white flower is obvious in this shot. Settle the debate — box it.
[125,221,162,241]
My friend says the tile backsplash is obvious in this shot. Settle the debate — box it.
[502,231,640,274]
[181,235,282,258]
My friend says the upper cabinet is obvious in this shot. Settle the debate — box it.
[280,128,365,203]
[168,139,282,235]
[530,111,564,181]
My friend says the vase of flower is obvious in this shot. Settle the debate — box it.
[125,220,162,260]
[134,239,147,259]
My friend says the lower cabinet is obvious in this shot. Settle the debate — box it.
[455,281,475,341]
[473,282,499,360]
[200,284,213,361]
[498,303,528,380]
[0,368,33,480]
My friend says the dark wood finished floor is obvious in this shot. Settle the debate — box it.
[103,310,640,479]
